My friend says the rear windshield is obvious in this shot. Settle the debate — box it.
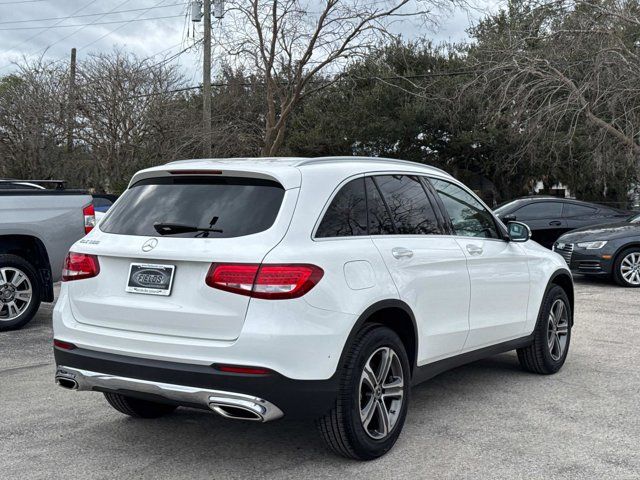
[100,176,285,238]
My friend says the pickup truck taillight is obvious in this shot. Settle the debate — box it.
[62,252,100,281]
[83,204,96,234]
[206,263,323,299]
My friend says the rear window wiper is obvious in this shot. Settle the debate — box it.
[153,222,223,235]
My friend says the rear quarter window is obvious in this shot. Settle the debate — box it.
[316,178,367,237]
[563,203,597,217]
[100,176,285,238]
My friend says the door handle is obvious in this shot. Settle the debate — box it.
[391,247,414,259]
[549,220,562,226]
[466,244,483,255]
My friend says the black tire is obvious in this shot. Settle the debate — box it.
[316,325,411,460]
[612,247,640,288]
[0,254,42,331]
[103,392,178,418]
[517,285,572,374]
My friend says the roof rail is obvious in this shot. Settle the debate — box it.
[161,156,451,177]
[295,156,451,176]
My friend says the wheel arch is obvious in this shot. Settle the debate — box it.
[0,235,53,302]
[340,300,418,374]
[610,242,640,286]
[548,268,574,325]
[612,242,640,265]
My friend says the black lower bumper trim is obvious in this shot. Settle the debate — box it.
[54,347,338,420]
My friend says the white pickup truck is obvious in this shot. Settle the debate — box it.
[0,180,94,330]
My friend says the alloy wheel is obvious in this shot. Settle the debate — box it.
[359,346,404,440]
[620,252,640,286]
[0,267,33,321]
[547,299,569,361]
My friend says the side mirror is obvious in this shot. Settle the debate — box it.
[508,221,531,242]
[502,214,517,223]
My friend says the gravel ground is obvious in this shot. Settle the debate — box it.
[1,277,639,479]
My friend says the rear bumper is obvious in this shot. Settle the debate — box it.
[54,346,338,420]
[53,283,355,381]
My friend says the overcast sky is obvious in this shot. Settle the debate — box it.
[0,0,501,83]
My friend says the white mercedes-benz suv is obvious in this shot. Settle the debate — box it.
[53,157,573,460]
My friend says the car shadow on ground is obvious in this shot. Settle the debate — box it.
[571,274,614,287]
[71,352,525,468]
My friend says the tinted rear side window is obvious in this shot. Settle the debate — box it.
[515,202,563,219]
[316,178,367,237]
[366,177,395,235]
[100,176,285,238]
[374,175,441,235]
[563,203,597,217]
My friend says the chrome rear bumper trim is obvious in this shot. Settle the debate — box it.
[55,365,284,422]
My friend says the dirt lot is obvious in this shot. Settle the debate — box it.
[1,278,639,479]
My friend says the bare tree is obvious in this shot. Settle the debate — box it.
[0,59,68,179]
[470,0,640,166]
[75,51,195,191]
[217,0,462,155]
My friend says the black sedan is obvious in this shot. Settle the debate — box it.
[553,213,640,287]
[494,196,632,248]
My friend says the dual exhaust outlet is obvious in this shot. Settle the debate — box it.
[55,366,283,422]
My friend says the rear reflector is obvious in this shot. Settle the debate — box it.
[62,252,100,281]
[206,263,323,299]
[83,204,96,234]
[53,339,76,350]
[214,364,272,375]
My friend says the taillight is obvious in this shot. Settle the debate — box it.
[62,252,100,281]
[206,263,323,299]
[252,265,324,299]
[83,204,96,234]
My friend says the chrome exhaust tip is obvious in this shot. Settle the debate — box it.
[55,376,79,390]
[209,404,264,421]
[208,392,283,422]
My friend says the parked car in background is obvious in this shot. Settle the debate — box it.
[54,157,573,460]
[554,212,640,287]
[92,194,118,213]
[92,194,118,223]
[0,179,95,330]
[494,196,632,249]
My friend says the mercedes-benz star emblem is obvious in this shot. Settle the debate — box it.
[142,238,158,252]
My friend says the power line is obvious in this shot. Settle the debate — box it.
[0,14,183,31]
[0,3,184,25]
[42,0,134,54]
[138,40,201,73]
[0,0,47,4]
[80,0,174,51]
[22,0,180,67]
[0,0,101,71]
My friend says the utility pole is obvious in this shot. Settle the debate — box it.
[66,47,77,153]
[202,0,212,158]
